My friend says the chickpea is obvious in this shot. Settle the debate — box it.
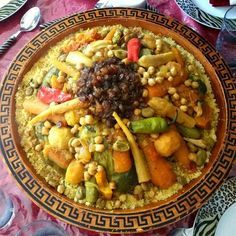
[172,93,180,100]
[155,76,164,84]
[35,144,43,151]
[148,78,156,86]
[95,144,105,152]
[138,67,145,75]
[168,87,176,95]
[141,77,148,85]
[71,138,81,147]
[94,136,103,144]
[79,117,86,126]
[142,89,149,97]
[192,81,199,89]
[184,79,192,87]
[147,66,155,75]
[180,105,188,112]
[168,76,174,82]
[143,72,149,79]
[170,67,177,76]
[44,121,52,129]
[107,50,113,57]
[57,185,65,194]
[41,127,49,135]
[84,171,91,181]
[180,98,187,105]
[134,108,141,116]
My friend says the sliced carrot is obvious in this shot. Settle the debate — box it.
[104,28,116,41]
[113,150,132,173]
[171,47,185,68]
[141,140,177,189]
[174,136,196,171]
[195,103,212,129]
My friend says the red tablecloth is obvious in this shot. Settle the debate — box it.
[0,0,235,235]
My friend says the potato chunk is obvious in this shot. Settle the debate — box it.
[154,129,181,157]
[48,126,73,150]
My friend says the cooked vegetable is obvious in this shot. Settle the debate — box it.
[23,98,49,115]
[95,169,112,199]
[50,75,63,90]
[113,49,127,59]
[113,112,151,183]
[184,138,207,149]
[104,28,116,40]
[148,97,196,128]
[127,38,141,62]
[85,178,98,203]
[129,117,168,134]
[138,52,175,68]
[112,139,130,152]
[140,138,176,189]
[94,150,114,177]
[42,67,59,86]
[37,86,72,104]
[195,103,212,128]
[140,48,152,56]
[76,139,91,164]
[177,125,201,139]
[52,59,79,78]
[66,51,93,67]
[48,126,73,149]
[43,145,73,169]
[196,149,207,166]
[174,136,195,170]
[154,128,181,157]
[84,40,112,56]
[111,167,138,193]
[29,98,88,125]
[65,159,84,184]
[141,34,156,49]
[64,110,81,126]
[113,150,132,173]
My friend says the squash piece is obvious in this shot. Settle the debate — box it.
[112,150,132,173]
[65,159,84,184]
[43,145,72,169]
[48,126,73,150]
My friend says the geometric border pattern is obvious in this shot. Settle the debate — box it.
[0,8,236,233]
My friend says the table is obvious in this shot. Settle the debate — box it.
[0,0,235,235]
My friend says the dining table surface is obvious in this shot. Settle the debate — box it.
[0,0,235,235]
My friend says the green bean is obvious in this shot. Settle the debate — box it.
[85,178,98,204]
[196,149,207,166]
[177,125,201,139]
[130,117,168,134]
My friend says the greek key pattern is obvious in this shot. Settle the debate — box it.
[0,8,235,233]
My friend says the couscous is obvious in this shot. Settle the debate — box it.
[15,25,219,210]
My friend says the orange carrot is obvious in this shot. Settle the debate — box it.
[141,140,177,189]
[113,150,132,173]
[174,136,196,171]
[171,47,185,68]
[104,28,116,41]
[195,103,212,129]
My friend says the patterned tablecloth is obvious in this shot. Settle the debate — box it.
[0,0,235,235]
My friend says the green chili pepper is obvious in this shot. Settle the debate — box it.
[177,125,201,139]
[85,178,98,204]
[130,117,168,134]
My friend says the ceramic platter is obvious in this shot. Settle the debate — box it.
[0,0,27,22]
[175,0,236,29]
[0,8,236,234]
[194,177,236,236]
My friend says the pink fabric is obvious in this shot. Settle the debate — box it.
[0,0,235,235]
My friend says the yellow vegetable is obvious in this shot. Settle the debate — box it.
[154,129,181,157]
[148,97,196,128]
[64,110,81,126]
[84,40,112,55]
[48,126,73,150]
[65,159,84,184]
[138,52,175,68]
[95,169,112,200]
[50,75,63,90]
[77,139,91,164]
[141,34,156,49]
[66,51,93,67]
[29,98,88,125]
[52,59,79,78]
[112,112,151,183]
[43,145,72,169]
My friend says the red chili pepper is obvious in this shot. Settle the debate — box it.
[37,86,72,104]
[127,38,141,62]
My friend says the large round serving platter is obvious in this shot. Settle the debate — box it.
[0,8,235,234]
